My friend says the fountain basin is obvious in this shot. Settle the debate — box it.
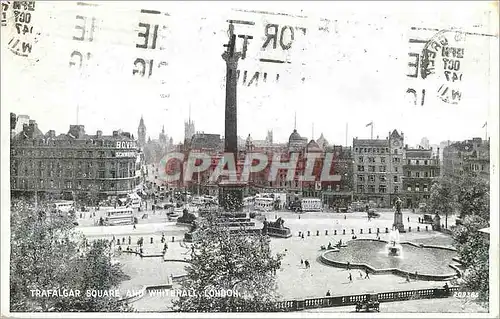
[320,239,459,281]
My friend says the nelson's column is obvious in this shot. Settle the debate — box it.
[218,23,246,212]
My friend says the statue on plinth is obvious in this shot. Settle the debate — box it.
[392,197,405,232]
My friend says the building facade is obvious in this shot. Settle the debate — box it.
[352,130,404,207]
[10,121,141,202]
[402,146,440,208]
[442,137,490,180]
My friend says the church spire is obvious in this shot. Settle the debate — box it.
[294,111,297,130]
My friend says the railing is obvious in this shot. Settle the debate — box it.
[271,286,459,312]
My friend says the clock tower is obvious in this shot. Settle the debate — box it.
[389,130,405,208]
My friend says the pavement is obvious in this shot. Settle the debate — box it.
[73,209,466,312]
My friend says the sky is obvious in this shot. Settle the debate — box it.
[2,1,498,147]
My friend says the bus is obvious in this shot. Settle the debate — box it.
[243,196,255,207]
[104,208,134,226]
[52,201,74,213]
[301,198,322,212]
[255,197,274,212]
[128,193,142,209]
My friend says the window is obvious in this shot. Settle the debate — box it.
[368,157,375,163]
[416,160,420,165]
[336,184,340,191]
[423,184,428,192]
[98,171,105,178]
[380,175,387,182]
[358,165,365,172]
[394,186,399,193]
[65,181,72,189]
[394,149,398,154]
[416,172,420,178]
[369,175,375,182]
[407,160,411,165]
[424,172,428,177]
[358,156,363,163]
[379,185,387,193]
[358,175,365,182]
[415,184,420,192]
[394,167,398,172]
[424,160,428,165]
[357,185,364,193]
[368,166,375,172]
[380,166,386,172]
[111,183,115,189]
[381,157,386,163]
[355,148,359,153]
[407,171,411,177]
[393,176,398,182]
[368,185,375,193]
[407,186,412,191]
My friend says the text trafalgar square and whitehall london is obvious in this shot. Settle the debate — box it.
[1,1,499,318]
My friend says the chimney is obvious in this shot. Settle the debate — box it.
[96,130,102,138]
[112,130,119,137]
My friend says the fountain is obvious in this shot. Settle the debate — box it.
[386,228,403,257]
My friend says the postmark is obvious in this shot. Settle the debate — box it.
[406,26,496,106]
[420,29,466,105]
[4,1,37,57]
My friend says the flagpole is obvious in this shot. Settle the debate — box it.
[485,122,488,141]
[345,123,348,147]
[371,123,373,140]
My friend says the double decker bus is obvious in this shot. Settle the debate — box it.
[255,197,274,211]
[104,208,134,226]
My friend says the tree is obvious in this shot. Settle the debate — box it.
[173,214,284,312]
[450,172,490,306]
[10,199,133,312]
[428,177,455,228]
[452,215,489,305]
[454,172,489,220]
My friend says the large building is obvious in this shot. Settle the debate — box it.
[402,146,440,208]
[10,119,142,202]
[442,137,490,180]
[352,130,405,207]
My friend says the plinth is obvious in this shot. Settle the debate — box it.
[393,211,405,233]
[218,180,245,212]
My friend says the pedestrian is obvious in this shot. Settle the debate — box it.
[301,233,304,239]
[133,224,136,230]
[414,271,418,280]
[344,215,346,220]
[359,271,363,279]
[347,262,351,270]
[408,216,410,223]
[326,290,331,296]
[300,258,304,267]
[365,270,370,279]
[406,274,410,282]
[348,273,352,283]
[305,260,310,269]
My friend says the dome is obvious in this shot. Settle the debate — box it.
[289,129,302,142]
[307,139,322,152]
[317,133,329,149]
